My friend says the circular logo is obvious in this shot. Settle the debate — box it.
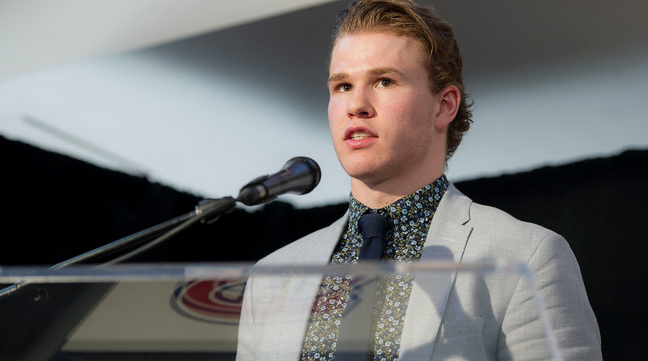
[171,278,246,324]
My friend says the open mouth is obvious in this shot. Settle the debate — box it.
[345,127,377,141]
[349,131,372,140]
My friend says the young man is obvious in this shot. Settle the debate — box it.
[236,1,601,360]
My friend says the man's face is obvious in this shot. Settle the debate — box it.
[328,31,445,189]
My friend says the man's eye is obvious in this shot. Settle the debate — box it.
[338,84,352,92]
[378,79,393,87]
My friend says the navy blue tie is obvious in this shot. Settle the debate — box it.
[357,213,391,260]
[335,212,391,360]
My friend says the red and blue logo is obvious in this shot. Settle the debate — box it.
[171,278,246,324]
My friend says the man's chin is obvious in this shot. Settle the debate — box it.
[347,169,390,188]
[343,163,378,180]
[340,157,397,184]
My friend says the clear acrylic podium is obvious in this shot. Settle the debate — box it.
[0,261,562,361]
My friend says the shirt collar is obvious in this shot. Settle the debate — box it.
[347,175,449,226]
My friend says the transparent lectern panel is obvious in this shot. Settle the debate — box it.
[0,261,560,361]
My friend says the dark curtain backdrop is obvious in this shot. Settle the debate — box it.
[1,135,646,359]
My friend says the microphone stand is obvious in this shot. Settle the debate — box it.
[0,196,237,298]
[1,155,321,298]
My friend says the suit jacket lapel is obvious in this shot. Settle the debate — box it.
[266,214,349,360]
[399,184,473,360]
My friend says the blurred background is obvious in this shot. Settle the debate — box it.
[1,0,647,207]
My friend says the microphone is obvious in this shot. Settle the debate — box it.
[237,157,321,206]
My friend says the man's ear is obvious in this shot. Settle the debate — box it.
[434,85,461,130]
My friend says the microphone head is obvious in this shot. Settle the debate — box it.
[281,156,321,195]
[237,157,321,206]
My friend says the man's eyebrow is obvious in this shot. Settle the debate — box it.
[327,67,406,83]
[327,73,348,83]
[368,67,405,77]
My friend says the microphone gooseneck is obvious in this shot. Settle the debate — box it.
[237,157,321,206]
[0,157,321,298]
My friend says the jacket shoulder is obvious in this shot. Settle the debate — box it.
[448,184,567,257]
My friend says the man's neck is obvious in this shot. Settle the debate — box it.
[350,170,445,209]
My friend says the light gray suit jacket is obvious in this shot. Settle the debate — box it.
[236,184,602,360]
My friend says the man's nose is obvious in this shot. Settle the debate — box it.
[347,88,375,118]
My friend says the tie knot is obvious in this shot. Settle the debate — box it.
[358,212,392,239]
[357,213,391,261]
